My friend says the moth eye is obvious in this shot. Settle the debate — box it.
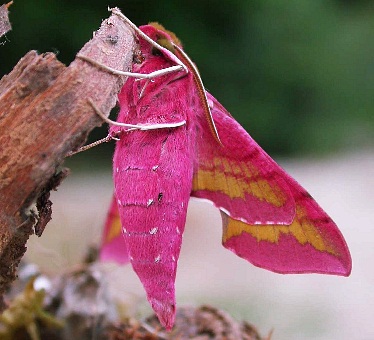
[151,36,175,56]
[158,192,163,202]
[151,47,163,56]
[157,38,175,53]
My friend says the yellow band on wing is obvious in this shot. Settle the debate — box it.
[223,205,337,255]
[193,157,287,207]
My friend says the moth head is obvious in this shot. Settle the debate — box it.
[140,23,182,56]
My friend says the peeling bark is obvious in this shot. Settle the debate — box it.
[0,10,135,309]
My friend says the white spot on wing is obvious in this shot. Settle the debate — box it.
[147,199,154,207]
[152,165,159,171]
[172,255,176,262]
[123,228,127,234]
[116,167,119,173]
[149,227,158,235]
[176,227,180,235]
[117,199,122,206]
[155,255,161,263]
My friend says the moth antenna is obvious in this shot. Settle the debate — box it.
[172,44,222,145]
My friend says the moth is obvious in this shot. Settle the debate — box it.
[82,9,352,330]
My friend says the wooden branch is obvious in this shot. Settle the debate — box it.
[0,9,135,309]
[0,2,12,38]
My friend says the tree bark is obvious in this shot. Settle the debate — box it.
[0,9,135,310]
[0,2,12,38]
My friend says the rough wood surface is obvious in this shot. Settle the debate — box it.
[0,10,135,309]
[0,2,12,38]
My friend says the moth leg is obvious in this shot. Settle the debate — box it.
[78,55,185,80]
[88,99,186,130]
[67,133,119,156]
